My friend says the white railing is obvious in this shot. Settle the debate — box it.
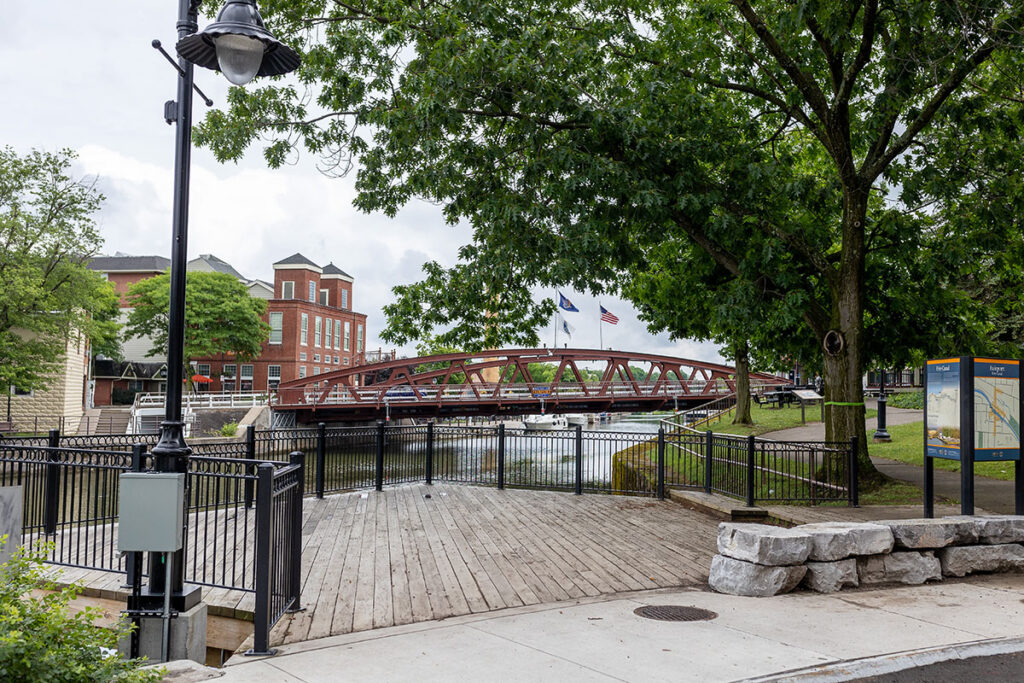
[276,379,781,407]
[132,391,271,411]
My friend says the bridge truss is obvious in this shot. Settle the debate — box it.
[273,348,784,423]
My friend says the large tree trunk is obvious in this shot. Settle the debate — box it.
[732,339,753,425]
[822,183,882,486]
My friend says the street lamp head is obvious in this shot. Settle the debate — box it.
[176,0,300,85]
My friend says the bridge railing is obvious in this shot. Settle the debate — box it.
[272,379,787,407]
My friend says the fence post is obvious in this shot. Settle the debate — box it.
[244,425,257,509]
[849,436,860,507]
[746,435,756,508]
[425,422,434,485]
[497,423,505,490]
[248,462,276,656]
[657,428,665,500]
[574,425,583,495]
[125,443,147,591]
[43,428,61,535]
[375,420,385,492]
[288,452,304,612]
[704,430,713,494]
[316,423,326,499]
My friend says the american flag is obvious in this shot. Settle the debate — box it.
[600,306,619,324]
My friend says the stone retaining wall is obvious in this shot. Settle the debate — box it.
[709,516,1024,596]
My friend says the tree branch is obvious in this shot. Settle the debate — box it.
[834,0,878,105]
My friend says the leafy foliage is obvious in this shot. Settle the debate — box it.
[0,148,121,392]
[192,1,1024,478]
[0,538,162,683]
[124,271,270,369]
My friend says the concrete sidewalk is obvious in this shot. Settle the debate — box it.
[190,574,1024,682]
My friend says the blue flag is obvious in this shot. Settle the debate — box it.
[558,292,579,312]
[560,315,575,336]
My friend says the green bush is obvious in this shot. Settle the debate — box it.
[886,391,923,410]
[0,538,163,683]
[218,421,239,437]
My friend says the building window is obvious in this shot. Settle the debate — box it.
[342,289,348,309]
[325,319,332,348]
[357,324,364,352]
[281,281,294,299]
[222,364,237,393]
[11,385,33,397]
[313,367,319,375]
[334,356,340,364]
[301,313,308,345]
[299,352,307,361]
[320,289,329,306]
[299,366,306,379]
[241,364,254,392]
[269,312,283,344]
[268,365,281,391]
[313,354,320,363]
[344,321,351,351]
[334,320,341,350]
[127,380,144,393]
[308,281,316,302]
[314,316,322,347]
[195,364,211,392]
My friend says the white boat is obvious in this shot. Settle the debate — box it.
[523,414,569,431]
[565,413,588,427]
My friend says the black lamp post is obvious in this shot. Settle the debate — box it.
[145,0,298,611]
[873,369,891,442]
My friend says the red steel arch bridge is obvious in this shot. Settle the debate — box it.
[273,348,784,424]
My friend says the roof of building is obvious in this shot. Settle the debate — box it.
[92,359,167,379]
[88,254,170,273]
[188,254,247,280]
[321,263,354,279]
[273,253,320,268]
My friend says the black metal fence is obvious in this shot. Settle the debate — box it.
[0,437,303,655]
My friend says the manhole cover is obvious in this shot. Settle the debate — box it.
[633,605,717,622]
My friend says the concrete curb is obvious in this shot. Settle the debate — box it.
[738,635,1024,682]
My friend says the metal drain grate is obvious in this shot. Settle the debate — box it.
[633,605,718,622]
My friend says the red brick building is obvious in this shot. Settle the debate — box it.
[88,252,370,404]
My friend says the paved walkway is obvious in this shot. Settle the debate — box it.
[762,403,1020,514]
[204,574,1024,682]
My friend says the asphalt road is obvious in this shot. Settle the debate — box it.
[851,651,1024,681]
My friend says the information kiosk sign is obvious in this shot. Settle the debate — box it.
[923,357,1023,518]
[925,358,961,460]
[972,359,1020,462]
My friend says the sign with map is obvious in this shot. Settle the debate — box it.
[973,359,1020,461]
[926,359,961,460]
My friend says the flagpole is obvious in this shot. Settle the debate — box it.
[599,302,603,350]
[553,292,558,348]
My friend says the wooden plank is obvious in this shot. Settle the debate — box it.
[384,487,413,626]
[398,485,451,621]
[410,487,477,614]
[318,490,368,638]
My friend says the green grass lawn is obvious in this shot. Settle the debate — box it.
[870,420,1017,481]
[706,403,876,437]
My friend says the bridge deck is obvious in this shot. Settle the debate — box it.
[50,484,719,648]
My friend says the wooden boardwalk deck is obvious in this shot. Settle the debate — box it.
[49,484,719,648]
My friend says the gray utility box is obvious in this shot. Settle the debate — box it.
[118,473,186,552]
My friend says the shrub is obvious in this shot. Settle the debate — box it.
[0,538,163,683]
[218,421,239,437]
[886,391,923,410]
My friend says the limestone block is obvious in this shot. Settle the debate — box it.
[802,559,859,593]
[717,523,813,566]
[799,521,894,561]
[708,554,808,597]
[878,518,978,549]
[857,551,942,585]
[938,544,1024,577]
[972,516,1024,545]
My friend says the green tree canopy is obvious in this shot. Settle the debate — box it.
[124,271,270,372]
[0,147,121,392]
[193,0,1024,478]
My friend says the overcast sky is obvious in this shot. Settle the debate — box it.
[0,1,723,364]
